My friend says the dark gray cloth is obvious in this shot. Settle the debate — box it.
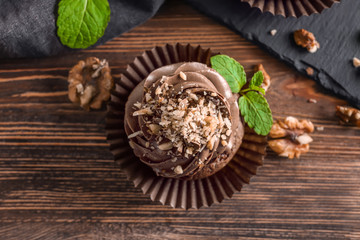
[185,0,360,108]
[0,0,165,58]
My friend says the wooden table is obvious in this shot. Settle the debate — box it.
[0,0,359,239]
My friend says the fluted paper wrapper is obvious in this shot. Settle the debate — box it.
[106,43,267,209]
[240,0,340,18]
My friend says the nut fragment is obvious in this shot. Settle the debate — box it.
[158,142,173,151]
[174,165,183,174]
[76,84,84,94]
[127,131,143,139]
[306,67,314,76]
[254,64,271,92]
[307,98,317,104]
[79,85,96,109]
[316,126,324,131]
[296,133,313,145]
[148,124,161,134]
[133,102,142,109]
[133,108,153,116]
[207,135,216,151]
[68,57,114,111]
[270,29,277,36]
[188,93,198,101]
[145,93,152,102]
[155,86,162,95]
[179,71,187,80]
[294,29,320,53]
[225,129,232,136]
[353,57,360,68]
[268,116,314,159]
[336,106,360,127]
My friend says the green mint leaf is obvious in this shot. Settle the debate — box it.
[57,0,111,49]
[241,86,265,95]
[250,71,264,88]
[240,88,251,93]
[238,91,273,136]
[249,86,266,95]
[210,55,246,93]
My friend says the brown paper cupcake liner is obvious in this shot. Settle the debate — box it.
[240,0,340,18]
[106,43,267,209]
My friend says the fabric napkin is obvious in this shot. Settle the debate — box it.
[0,0,164,58]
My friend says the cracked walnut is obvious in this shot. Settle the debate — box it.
[68,57,114,111]
[336,106,360,127]
[294,29,320,53]
[268,116,314,159]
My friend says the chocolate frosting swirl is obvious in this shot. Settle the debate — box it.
[125,62,244,180]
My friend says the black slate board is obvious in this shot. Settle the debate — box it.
[186,0,360,108]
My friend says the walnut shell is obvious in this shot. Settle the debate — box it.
[268,116,314,159]
[336,106,360,127]
[294,29,320,53]
[68,57,114,111]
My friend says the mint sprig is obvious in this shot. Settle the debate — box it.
[57,0,111,49]
[210,54,246,93]
[211,55,273,136]
[250,71,264,88]
[238,92,272,135]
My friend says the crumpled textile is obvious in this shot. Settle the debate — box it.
[0,0,165,58]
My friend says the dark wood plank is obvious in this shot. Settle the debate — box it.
[0,0,359,239]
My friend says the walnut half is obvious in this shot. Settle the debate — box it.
[294,29,320,53]
[68,57,114,111]
[336,106,360,127]
[268,116,314,159]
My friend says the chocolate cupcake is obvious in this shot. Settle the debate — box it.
[125,62,244,180]
[106,44,267,209]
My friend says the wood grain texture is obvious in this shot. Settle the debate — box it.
[0,0,359,239]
